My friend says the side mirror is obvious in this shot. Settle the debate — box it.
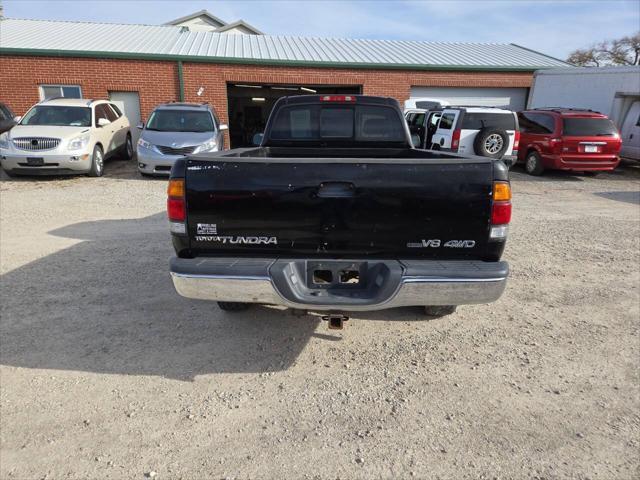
[252,133,264,146]
[411,134,421,148]
[13,116,21,123]
[219,124,229,131]
[136,122,144,130]
[97,117,111,127]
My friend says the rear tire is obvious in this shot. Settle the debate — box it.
[87,144,104,177]
[217,302,251,312]
[473,128,509,159]
[424,305,457,317]
[121,133,133,160]
[525,151,544,176]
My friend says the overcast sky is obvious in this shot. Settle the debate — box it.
[3,0,639,60]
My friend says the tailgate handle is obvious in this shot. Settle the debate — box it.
[317,182,356,198]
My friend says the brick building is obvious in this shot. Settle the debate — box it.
[0,12,569,147]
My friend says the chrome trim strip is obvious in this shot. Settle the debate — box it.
[402,276,506,283]
[171,273,270,281]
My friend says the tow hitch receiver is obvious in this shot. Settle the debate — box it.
[323,313,349,330]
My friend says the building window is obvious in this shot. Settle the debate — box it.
[39,85,82,100]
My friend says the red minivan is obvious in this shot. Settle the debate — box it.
[517,108,622,175]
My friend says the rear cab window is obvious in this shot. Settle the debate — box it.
[562,117,617,136]
[269,104,406,145]
[320,109,354,138]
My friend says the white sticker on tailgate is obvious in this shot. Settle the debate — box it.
[197,223,218,234]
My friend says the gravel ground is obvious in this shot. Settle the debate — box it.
[1,159,639,480]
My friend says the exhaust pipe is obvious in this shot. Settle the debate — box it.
[322,313,349,330]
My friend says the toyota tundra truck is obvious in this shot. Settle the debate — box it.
[167,95,512,326]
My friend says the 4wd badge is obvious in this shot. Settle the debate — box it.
[407,239,476,248]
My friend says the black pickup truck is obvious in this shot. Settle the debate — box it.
[167,95,511,325]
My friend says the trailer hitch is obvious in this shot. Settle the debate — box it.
[322,313,349,330]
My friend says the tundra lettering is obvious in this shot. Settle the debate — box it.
[195,236,278,245]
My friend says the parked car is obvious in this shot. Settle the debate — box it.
[619,100,640,160]
[136,103,227,176]
[167,95,511,325]
[0,98,132,177]
[517,108,622,175]
[0,102,18,134]
[428,107,519,167]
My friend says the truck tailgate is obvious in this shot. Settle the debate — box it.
[184,158,494,259]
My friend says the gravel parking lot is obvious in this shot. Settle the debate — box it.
[1,160,639,479]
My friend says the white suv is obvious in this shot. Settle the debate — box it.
[0,98,132,177]
[408,106,519,167]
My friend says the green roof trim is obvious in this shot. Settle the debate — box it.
[0,47,554,72]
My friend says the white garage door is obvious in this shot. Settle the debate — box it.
[410,87,528,110]
[109,91,141,143]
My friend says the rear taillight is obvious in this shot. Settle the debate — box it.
[320,95,356,102]
[490,181,511,239]
[513,130,520,150]
[167,178,186,233]
[451,129,461,151]
[491,203,512,225]
[550,137,563,154]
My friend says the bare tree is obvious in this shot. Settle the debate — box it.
[567,32,640,66]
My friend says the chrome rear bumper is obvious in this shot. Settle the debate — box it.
[170,257,508,311]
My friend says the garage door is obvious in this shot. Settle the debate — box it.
[410,87,528,110]
[109,91,141,143]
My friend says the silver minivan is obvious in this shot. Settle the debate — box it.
[136,103,227,176]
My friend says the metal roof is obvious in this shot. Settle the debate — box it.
[0,18,570,70]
